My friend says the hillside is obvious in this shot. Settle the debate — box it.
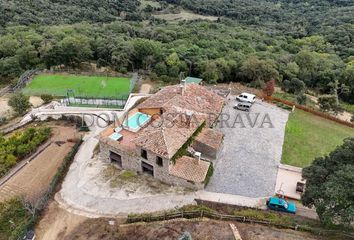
[0,0,140,27]
[162,0,354,60]
[0,0,353,103]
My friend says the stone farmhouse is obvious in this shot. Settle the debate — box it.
[99,83,225,189]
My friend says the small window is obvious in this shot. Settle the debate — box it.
[156,156,163,166]
[141,149,147,159]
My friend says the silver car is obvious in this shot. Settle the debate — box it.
[234,102,252,111]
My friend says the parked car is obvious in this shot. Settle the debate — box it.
[236,93,256,103]
[266,197,297,214]
[233,102,252,111]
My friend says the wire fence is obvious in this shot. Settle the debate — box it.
[63,95,128,109]
[13,69,40,92]
[126,210,354,238]
[61,72,138,108]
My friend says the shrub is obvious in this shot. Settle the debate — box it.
[204,164,214,186]
[0,127,51,178]
[8,93,31,115]
[318,95,343,114]
[234,209,295,226]
[40,94,53,104]
[0,198,32,240]
[282,78,306,94]
[296,92,307,105]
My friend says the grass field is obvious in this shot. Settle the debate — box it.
[281,109,354,167]
[23,74,131,98]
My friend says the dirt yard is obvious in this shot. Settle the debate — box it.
[0,122,78,202]
[41,215,321,240]
[139,83,152,94]
[36,201,88,240]
[0,95,13,117]
[0,94,44,118]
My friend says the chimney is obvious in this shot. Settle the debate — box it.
[180,84,184,96]
[185,111,193,127]
[180,79,186,95]
[194,152,201,165]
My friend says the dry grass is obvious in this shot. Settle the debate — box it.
[101,166,179,194]
[153,10,218,22]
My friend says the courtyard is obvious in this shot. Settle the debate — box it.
[206,98,289,198]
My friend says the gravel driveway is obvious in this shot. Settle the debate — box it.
[206,98,289,198]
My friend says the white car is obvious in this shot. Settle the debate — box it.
[236,92,256,103]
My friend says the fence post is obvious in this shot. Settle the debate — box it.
[200,210,203,218]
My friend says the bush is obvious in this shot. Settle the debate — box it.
[318,95,343,114]
[296,92,307,105]
[0,127,51,178]
[204,164,214,186]
[40,94,53,103]
[282,78,306,94]
[234,209,295,226]
[8,93,31,115]
[0,198,32,240]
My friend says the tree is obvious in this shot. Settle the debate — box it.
[318,95,342,114]
[240,57,279,84]
[262,79,275,97]
[302,138,354,226]
[8,93,31,115]
[154,62,167,75]
[282,78,306,94]
[202,61,219,84]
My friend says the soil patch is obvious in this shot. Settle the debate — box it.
[0,123,78,202]
[36,201,87,240]
[65,218,321,240]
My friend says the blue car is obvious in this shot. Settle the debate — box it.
[266,197,297,214]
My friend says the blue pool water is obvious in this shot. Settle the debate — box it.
[123,112,151,131]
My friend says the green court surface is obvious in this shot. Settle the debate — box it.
[23,74,131,98]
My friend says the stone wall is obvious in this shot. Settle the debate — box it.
[99,141,204,190]
[99,140,139,171]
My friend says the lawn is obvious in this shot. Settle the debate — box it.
[281,109,354,167]
[23,74,131,98]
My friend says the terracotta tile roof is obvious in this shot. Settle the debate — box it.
[170,156,210,183]
[137,84,224,121]
[133,112,205,159]
[194,128,224,150]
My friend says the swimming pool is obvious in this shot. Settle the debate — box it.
[123,112,151,132]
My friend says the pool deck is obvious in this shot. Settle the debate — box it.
[123,112,151,132]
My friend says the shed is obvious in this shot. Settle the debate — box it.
[184,77,203,85]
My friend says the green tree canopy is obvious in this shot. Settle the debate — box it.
[302,138,354,226]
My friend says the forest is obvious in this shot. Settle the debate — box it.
[0,0,353,103]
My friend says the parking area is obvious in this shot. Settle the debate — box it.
[206,98,289,198]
